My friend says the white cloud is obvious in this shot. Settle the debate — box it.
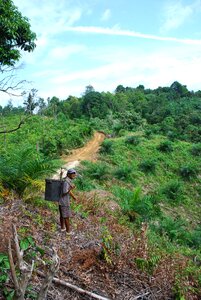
[160,0,201,32]
[14,0,83,37]
[101,9,111,21]
[64,25,201,45]
[41,43,201,98]
[48,45,87,61]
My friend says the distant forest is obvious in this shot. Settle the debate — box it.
[1,81,201,144]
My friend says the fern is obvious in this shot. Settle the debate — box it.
[0,145,60,197]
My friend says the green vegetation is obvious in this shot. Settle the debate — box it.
[0,81,201,299]
[0,0,36,66]
[0,114,93,197]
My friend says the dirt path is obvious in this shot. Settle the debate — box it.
[53,131,105,178]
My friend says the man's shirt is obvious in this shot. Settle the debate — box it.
[58,177,72,206]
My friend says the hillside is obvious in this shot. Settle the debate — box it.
[0,130,200,300]
[0,82,201,299]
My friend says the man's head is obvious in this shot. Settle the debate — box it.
[67,168,77,179]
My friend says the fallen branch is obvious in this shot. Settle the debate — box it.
[133,291,150,299]
[37,270,111,300]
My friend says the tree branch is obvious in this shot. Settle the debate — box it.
[0,116,31,134]
[37,270,110,300]
[37,248,60,300]
[8,225,35,300]
[8,239,20,292]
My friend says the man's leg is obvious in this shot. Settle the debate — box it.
[59,206,65,229]
[64,217,70,233]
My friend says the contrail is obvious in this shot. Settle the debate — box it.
[65,26,201,45]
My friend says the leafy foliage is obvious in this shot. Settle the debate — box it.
[124,135,141,146]
[161,180,184,204]
[113,187,160,221]
[113,165,133,181]
[157,140,173,152]
[151,216,201,249]
[190,143,201,156]
[81,161,109,181]
[0,253,10,284]
[0,0,36,66]
[0,145,60,197]
[139,159,157,173]
[179,164,199,180]
[99,139,113,154]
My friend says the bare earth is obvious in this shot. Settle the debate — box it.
[54,131,105,178]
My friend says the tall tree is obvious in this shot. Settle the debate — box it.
[23,89,38,114]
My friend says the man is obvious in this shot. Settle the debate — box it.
[58,168,77,233]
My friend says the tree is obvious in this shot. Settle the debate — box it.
[115,84,126,94]
[23,88,38,114]
[0,0,36,99]
[170,81,189,98]
[0,0,36,67]
[82,91,109,118]
[84,85,95,95]
[37,97,47,115]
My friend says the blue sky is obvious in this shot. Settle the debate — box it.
[1,0,201,107]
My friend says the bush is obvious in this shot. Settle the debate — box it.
[82,162,109,181]
[74,176,95,191]
[161,181,184,204]
[166,131,177,141]
[144,129,152,139]
[179,164,199,180]
[113,187,160,221]
[157,140,173,153]
[151,217,201,249]
[190,143,201,156]
[139,159,156,173]
[125,136,141,146]
[0,146,60,197]
[113,165,133,181]
[99,140,113,154]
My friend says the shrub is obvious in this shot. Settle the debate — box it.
[99,140,113,154]
[161,180,184,204]
[0,146,60,197]
[125,136,141,146]
[144,129,152,139]
[166,131,177,141]
[190,143,201,156]
[151,216,188,243]
[113,165,133,181]
[113,187,160,221]
[151,217,201,249]
[157,140,173,153]
[82,162,109,181]
[74,176,95,191]
[179,164,199,180]
[139,159,156,173]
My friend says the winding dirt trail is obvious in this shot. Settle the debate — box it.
[54,131,105,178]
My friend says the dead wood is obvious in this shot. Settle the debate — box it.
[37,247,60,300]
[37,270,111,300]
[8,225,34,300]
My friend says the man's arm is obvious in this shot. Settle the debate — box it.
[69,190,77,201]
